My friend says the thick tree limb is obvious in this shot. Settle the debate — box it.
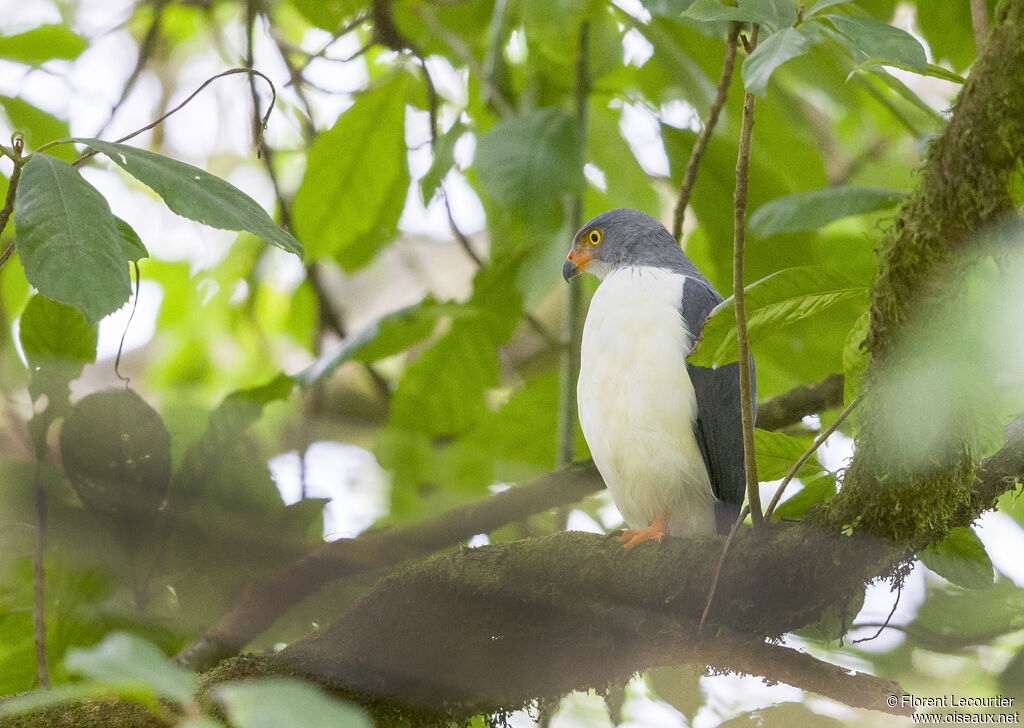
[174,461,603,670]
[176,375,849,672]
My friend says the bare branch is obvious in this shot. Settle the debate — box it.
[763,395,862,521]
[755,372,844,431]
[672,23,740,241]
[733,24,761,525]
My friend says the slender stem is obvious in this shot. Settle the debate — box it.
[63,68,277,168]
[763,394,862,521]
[557,21,590,473]
[672,23,740,241]
[93,0,169,140]
[970,0,988,52]
[32,462,50,689]
[0,136,26,269]
[733,24,761,526]
[699,504,749,632]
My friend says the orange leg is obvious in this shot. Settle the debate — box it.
[617,510,670,551]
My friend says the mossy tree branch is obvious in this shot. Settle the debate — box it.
[813,0,1024,545]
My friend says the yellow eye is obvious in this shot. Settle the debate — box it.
[588,229,602,245]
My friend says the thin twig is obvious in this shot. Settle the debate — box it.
[93,0,169,140]
[733,24,762,526]
[557,20,590,475]
[0,136,26,269]
[66,68,276,168]
[763,395,862,521]
[415,5,514,117]
[970,0,988,52]
[32,462,50,689]
[672,23,740,241]
[699,504,749,632]
[853,580,901,644]
[114,262,141,384]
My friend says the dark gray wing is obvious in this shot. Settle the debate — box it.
[680,277,756,535]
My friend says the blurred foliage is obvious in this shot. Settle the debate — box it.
[0,0,1022,726]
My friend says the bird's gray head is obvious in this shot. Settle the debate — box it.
[562,208,699,281]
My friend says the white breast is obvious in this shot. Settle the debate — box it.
[577,267,715,537]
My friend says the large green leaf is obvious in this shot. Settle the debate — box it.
[291,0,367,30]
[690,267,867,367]
[771,473,837,520]
[823,14,926,69]
[754,429,825,481]
[419,119,466,203]
[639,19,717,117]
[73,138,303,257]
[298,297,468,386]
[742,27,811,98]
[216,678,371,728]
[475,107,583,209]
[920,526,994,590]
[292,74,409,268]
[683,0,794,29]
[59,389,172,550]
[0,25,87,64]
[19,294,97,370]
[14,153,131,322]
[749,186,904,236]
[65,632,195,705]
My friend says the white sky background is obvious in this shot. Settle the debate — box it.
[3,1,1024,725]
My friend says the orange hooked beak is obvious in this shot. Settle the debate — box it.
[562,248,593,281]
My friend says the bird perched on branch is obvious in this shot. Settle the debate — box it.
[562,208,753,549]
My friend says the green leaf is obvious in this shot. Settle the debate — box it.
[0,96,73,160]
[171,373,295,502]
[771,473,837,520]
[913,579,1024,652]
[291,0,366,30]
[14,153,131,322]
[807,0,852,16]
[920,527,995,590]
[20,294,97,369]
[293,74,409,268]
[690,267,867,367]
[297,298,466,386]
[824,14,926,69]
[115,217,149,261]
[749,186,904,236]
[72,138,303,257]
[852,59,965,85]
[216,678,371,728]
[19,294,98,455]
[646,666,705,722]
[754,429,825,481]
[0,25,87,64]
[475,107,583,209]
[419,119,466,203]
[65,632,195,705]
[639,19,717,117]
[59,389,172,549]
[682,0,785,28]
[742,27,811,98]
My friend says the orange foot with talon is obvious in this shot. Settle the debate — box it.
[617,511,669,551]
